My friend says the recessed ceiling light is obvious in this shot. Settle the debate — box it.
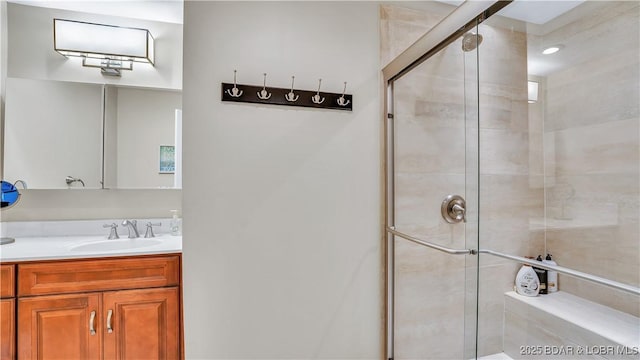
[542,45,563,55]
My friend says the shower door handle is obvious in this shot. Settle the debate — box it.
[441,195,466,223]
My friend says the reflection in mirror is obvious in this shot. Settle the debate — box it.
[103,86,182,189]
[3,79,182,189]
[4,78,103,189]
[3,2,183,190]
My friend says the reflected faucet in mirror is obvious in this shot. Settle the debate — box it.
[13,180,27,189]
[65,176,85,187]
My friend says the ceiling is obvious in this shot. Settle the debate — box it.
[496,0,584,25]
[436,0,584,25]
[8,0,183,24]
[8,0,584,29]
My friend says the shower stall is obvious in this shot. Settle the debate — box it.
[382,1,639,359]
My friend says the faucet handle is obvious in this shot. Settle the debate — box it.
[103,223,119,240]
[144,222,161,238]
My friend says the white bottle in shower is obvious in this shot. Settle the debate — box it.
[515,259,540,296]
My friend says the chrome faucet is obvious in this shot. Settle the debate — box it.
[103,223,119,240]
[144,222,161,238]
[122,219,140,238]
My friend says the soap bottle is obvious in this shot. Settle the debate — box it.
[170,210,181,236]
[543,254,558,292]
[515,257,540,296]
[534,255,548,294]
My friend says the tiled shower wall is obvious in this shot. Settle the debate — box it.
[476,22,545,356]
[542,1,640,317]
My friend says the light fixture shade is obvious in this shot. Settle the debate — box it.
[528,81,539,103]
[54,19,154,65]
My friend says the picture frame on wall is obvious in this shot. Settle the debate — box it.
[159,145,176,174]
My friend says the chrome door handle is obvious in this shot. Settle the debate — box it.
[89,310,96,335]
[106,309,113,333]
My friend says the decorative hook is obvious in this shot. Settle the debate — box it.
[337,82,350,107]
[257,73,272,100]
[284,76,300,102]
[225,70,243,97]
[311,78,325,104]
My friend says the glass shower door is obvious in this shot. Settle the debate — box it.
[388,22,481,359]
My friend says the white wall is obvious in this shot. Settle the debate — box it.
[116,87,181,189]
[7,3,182,90]
[182,2,381,358]
[4,78,103,189]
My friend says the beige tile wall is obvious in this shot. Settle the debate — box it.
[543,1,640,317]
[476,21,545,357]
[392,37,469,360]
[383,4,468,359]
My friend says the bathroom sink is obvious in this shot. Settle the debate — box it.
[70,238,163,252]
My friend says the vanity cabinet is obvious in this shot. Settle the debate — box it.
[1,264,15,360]
[16,254,181,360]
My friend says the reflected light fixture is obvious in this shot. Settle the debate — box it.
[528,81,539,103]
[53,19,154,77]
[542,45,563,55]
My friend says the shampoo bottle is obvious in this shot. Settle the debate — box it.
[534,255,548,294]
[515,257,540,297]
[170,210,181,236]
[543,254,558,292]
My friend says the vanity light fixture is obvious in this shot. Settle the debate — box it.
[528,80,539,103]
[53,18,155,77]
[542,45,563,55]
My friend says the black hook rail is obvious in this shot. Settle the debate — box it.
[221,83,353,111]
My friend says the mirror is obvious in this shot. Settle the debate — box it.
[3,78,182,189]
[3,2,183,190]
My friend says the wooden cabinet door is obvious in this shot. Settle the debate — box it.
[1,299,15,360]
[18,293,101,360]
[103,287,179,360]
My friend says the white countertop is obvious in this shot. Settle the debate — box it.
[0,234,182,262]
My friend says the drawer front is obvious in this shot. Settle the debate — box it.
[18,255,180,296]
[0,265,15,298]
